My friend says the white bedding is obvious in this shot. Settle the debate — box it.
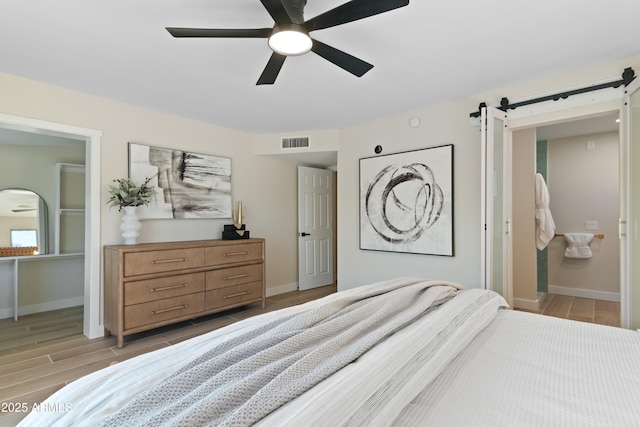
[394,308,640,426]
[18,278,640,426]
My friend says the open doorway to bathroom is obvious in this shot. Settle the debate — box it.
[511,112,621,326]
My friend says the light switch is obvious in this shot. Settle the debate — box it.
[586,220,598,230]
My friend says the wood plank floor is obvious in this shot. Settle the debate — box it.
[0,285,336,425]
[515,293,621,327]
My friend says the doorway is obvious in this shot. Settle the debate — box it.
[0,113,102,339]
[511,113,620,311]
[297,165,336,290]
[482,90,635,327]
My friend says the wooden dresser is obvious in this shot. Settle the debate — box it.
[104,238,265,348]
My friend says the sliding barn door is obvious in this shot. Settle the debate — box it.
[623,78,640,329]
[481,106,512,306]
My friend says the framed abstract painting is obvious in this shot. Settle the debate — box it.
[359,144,454,256]
[128,143,232,219]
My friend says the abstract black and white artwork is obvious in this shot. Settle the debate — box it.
[129,143,232,219]
[360,144,453,256]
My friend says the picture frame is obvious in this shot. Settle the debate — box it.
[359,144,454,256]
[128,143,232,219]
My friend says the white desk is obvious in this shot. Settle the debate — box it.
[0,253,83,321]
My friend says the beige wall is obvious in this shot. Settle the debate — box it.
[0,72,303,320]
[336,55,640,299]
[17,256,84,313]
[1,53,639,324]
[337,100,482,289]
[547,131,620,297]
[511,128,538,305]
[252,129,339,155]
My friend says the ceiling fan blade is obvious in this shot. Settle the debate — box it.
[304,0,409,32]
[310,39,373,77]
[257,53,287,85]
[166,28,272,38]
[260,0,295,24]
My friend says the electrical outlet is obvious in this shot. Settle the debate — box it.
[586,220,598,230]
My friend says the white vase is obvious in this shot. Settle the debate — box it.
[120,206,141,245]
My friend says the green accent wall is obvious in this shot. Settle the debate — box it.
[536,140,548,293]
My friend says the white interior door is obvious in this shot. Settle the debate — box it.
[481,106,512,305]
[298,166,334,290]
[623,78,640,329]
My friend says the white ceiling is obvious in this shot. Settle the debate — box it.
[0,189,40,218]
[1,0,639,136]
[537,112,620,141]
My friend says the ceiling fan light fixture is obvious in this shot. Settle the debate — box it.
[268,25,312,56]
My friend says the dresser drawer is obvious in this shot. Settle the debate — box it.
[205,243,262,266]
[124,248,205,276]
[206,264,263,290]
[124,272,205,306]
[206,281,263,310]
[124,293,205,330]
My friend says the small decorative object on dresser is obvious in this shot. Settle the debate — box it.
[223,200,250,240]
[106,176,157,245]
[103,238,265,347]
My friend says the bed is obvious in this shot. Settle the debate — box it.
[18,277,640,426]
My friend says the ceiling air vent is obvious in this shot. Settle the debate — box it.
[281,136,309,149]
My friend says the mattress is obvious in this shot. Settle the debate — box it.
[18,278,640,426]
[392,309,640,426]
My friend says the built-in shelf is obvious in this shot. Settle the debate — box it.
[54,163,85,255]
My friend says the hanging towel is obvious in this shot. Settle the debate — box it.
[563,233,595,258]
[535,173,556,250]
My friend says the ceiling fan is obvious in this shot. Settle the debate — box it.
[12,206,36,213]
[166,0,410,85]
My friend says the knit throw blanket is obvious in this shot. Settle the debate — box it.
[97,277,462,427]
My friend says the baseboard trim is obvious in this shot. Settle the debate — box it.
[548,285,620,302]
[266,282,299,297]
[513,297,541,311]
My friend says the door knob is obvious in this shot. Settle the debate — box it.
[299,232,311,237]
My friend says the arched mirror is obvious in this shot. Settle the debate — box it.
[0,188,48,256]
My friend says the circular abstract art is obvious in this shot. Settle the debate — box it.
[365,163,443,244]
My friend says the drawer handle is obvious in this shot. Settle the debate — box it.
[151,258,186,264]
[223,251,249,257]
[152,305,187,314]
[150,283,188,292]
[224,291,249,299]
[224,274,250,280]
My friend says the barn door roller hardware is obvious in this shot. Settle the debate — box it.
[470,67,636,118]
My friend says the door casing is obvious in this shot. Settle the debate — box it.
[482,92,631,327]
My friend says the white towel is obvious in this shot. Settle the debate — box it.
[563,233,594,258]
[535,173,556,250]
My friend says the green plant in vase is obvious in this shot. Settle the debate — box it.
[107,176,157,211]
[107,176,157,245]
